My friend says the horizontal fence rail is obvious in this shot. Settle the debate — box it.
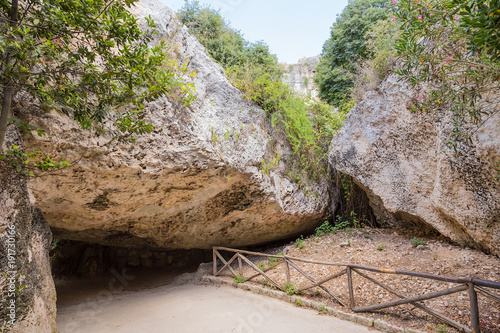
[212,247,500,333]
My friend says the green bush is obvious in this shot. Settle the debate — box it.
[295,236,305,249]
[350,18,400,102]
[314,218,351,236]
[436,324,448,333]
[283,282,304,296]
[315,221,336,236]
[268,252,283,266]
[233,275,246,283]
[365,18,399,78]
[231,71,341,182]
[410,237,427,248]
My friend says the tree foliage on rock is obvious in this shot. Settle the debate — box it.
[0,0,195,152]
[315,0,390,106]
[395,0,500,146]
[178,0,282,80]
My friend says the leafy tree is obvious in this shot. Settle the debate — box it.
[315,0,390,106]
[394,0,500,146]
[348,17,400,101]
[365,18,400,78]
[0,0,195,153]
[314,66,355,106]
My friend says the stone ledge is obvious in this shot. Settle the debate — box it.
[201,275,426,333]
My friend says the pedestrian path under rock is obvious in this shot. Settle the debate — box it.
[56,283,381,333]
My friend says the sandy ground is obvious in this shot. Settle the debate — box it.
[56,282,381,333]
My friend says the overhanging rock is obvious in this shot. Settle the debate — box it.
[25,0,329,250]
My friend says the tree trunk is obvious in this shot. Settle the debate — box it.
[0,0,18,151]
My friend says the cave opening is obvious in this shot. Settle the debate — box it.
[332,173,379,229]
[50,240,213,308]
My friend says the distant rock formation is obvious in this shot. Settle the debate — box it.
[0,126,57,332]
[282,56,320,98]
[24,0,329,251]
[330,74,500,255]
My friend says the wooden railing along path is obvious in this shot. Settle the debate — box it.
[212,247,500,333]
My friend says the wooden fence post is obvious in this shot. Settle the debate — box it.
[238,254,243,276]
[469,282,481,333]
[213,249,217,276]
[347,266,355,309]
[285,257,291,284]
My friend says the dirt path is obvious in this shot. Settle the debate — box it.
[56,283,381,333]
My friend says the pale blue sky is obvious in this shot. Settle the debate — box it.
[159,0,349,63]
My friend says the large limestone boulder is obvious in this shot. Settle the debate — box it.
[24,0,328,250]
[330,75,499,255]
[0,126,57,332]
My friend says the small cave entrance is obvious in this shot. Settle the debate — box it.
[332,173,443,239]
[50,240,212,308]
[332,173,378,228]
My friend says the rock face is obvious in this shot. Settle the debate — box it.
[24,0,329,251]
[282,56,320,98]
[330,74,500,255]
[0,126,57,332]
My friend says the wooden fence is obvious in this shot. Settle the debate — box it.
[212,247,500,333]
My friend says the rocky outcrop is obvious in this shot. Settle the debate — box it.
[282,56,320,98]
[330,74,500,255]
[0,126,57,332]
[24,0,329,251]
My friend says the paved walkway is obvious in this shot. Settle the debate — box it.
[57,283,380,333]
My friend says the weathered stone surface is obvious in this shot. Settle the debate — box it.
[282,56,320,98]
[330,74,499,255]
[0,126,57,332]
[24,0,328,250]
